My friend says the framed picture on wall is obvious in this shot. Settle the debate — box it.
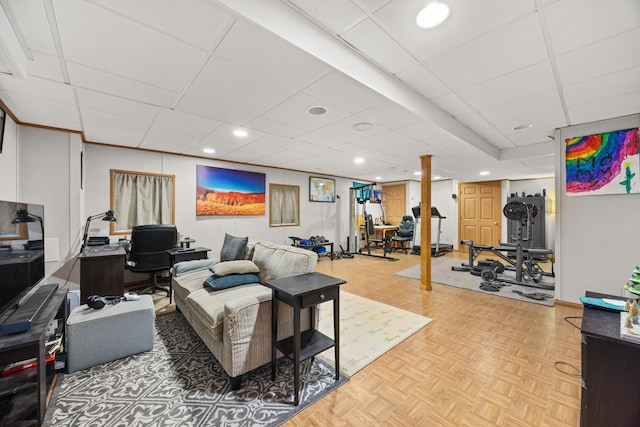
[196,165,266,215]
[565,127,639,196]
[309,176,335,202]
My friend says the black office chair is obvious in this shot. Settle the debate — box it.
[391,215,414,254]
[127,224,177,297]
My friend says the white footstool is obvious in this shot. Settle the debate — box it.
[66,295,155,373]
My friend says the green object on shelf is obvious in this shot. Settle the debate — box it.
[624,283,640,295]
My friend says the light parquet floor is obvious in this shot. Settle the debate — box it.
[282,250,582,427]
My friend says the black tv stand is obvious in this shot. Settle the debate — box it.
[0,286,67,426]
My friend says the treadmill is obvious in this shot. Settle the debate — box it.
[431,207,453,257]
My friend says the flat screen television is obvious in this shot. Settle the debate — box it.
[0,200,45,319]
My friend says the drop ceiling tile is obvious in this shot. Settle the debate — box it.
[341,18,418,74]
[219,134,297,162]
[373,0,535,62]
[24,51,65,83]
[255,140,327,166]
[245,117,306,138]
[296,132,343,148]
[183,123,264,157]
[504,125,561,147]
[427,13,548,90]
[261,92,351,131]
[0,75,74,102]
[139,109,220,152]
[314,114,388,142]
[457,61,557,111]
[53,1,206,91]
[393,121,456,156]
[287,0,367,34]
[431,93,473,117]
[564,66,640,107]
[454,111,514,149]
[7,0,57,55]
[176,56,296,125]
[304,71,387,114]
[568,91,640,125]
[358,101,420,129]
[88,0,232,50]
[479,90,564,126]
[0,91,80,129]
[67,63,179,108]
[359,0,391,13]
[544,0,640,55]
[395,64,450,99]
[76,89,160,122]
[80,109,150,147]
[215,18,331,89]
[556,28,640,86]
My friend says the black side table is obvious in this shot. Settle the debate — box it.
[264,272,345,405]
[166,247,210,303]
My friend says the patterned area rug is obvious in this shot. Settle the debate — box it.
[394,256,555,306]
[45,312,348,427]
[317,291,432,375]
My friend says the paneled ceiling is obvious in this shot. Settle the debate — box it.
[0,0,638,183]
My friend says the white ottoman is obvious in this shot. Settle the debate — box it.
[66,295,155,373]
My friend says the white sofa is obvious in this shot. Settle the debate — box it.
[171,240,318,389]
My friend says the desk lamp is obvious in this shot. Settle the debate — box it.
[81,210,117,253]
[12,209,44,249]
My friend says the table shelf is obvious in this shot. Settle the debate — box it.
[276,329,335,362]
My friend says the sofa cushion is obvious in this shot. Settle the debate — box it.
[185,284,269,341]
[220,233,248,262]
[204,273,260,290]
[211,260,260,276]
[173,259,214,276]
[252,241,318,282]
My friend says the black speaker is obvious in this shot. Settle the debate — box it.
[87,295,121,309]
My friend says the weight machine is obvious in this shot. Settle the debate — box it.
[348,183,398,261]
[452,201,554,290]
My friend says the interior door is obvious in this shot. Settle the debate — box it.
[458,181,501,254]
[382,183,406,225]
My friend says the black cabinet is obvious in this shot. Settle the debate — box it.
[506,196,546,249]
[79,247,125,303]
[0,288,67,426]
[581,291,640,426]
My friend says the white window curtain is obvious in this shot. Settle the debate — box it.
[270,184,299,226]
[112,171,174,231]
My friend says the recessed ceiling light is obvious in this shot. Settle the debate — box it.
[375,176,382,180]
[416,2,450,29]
[414,171,422,176]
[203,148,215,154]
[308,106,328,116]
[433,175,441,180]
[233,129,248,137]
[353,122,374,131]
[479,171,490,176]
[354,157,365,164]
[513,124,533,131]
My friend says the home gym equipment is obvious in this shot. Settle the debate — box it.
[348,183,398,261]
[431,207,453,257]
[452,201,554,290]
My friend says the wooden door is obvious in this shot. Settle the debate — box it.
[458,181,501,253]
[382,183,406,225]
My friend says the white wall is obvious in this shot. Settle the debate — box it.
[555,114,640,302]
[0,115,18,201]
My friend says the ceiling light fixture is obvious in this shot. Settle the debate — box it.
[308,106,328,116]
[354,157,365,164]
[233,129,248,137]
[416,2,450,29]
[513,124,532,131]
[203,148,215,154]
[414,171,422,176]
[433,175,441,180]
[375,176,382,180]
[479,171,490,176]
[353,122,373,131]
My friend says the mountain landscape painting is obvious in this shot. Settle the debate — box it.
[196,165,265,215]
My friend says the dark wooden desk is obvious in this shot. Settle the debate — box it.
[79,246,125,303]
[0,287,67,426]
[581,291,640,426]
[264,272,345,405]
[166,247,210,303]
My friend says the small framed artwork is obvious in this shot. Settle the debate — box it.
[309,176,335,202]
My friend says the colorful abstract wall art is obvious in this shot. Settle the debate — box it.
[196,165,265,215]
[565,127,639,196]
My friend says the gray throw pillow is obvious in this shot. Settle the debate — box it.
[211,260,260,277]
[220,233,248,262]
